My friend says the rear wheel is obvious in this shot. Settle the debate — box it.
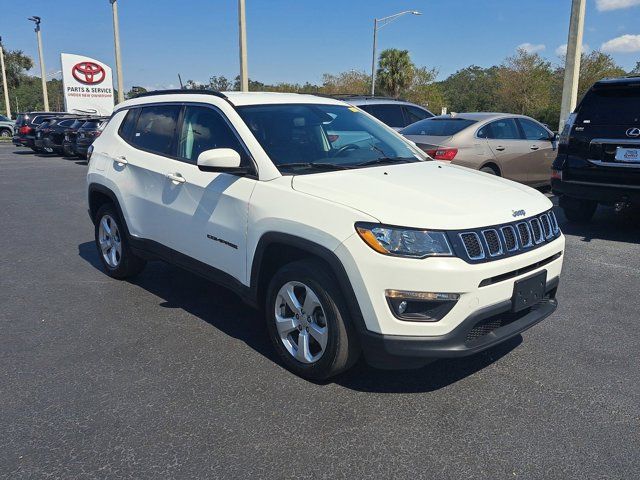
[94,204,146,279]
[560,196,597,223]
[265,259,360,380]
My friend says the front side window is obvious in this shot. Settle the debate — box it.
[177,106,247,164]
[485,119,521,140]
[360,104,406,127]
[130,105,181,155]
[518,118,550,140]
[237,103,425,174]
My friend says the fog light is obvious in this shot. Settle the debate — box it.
[385,289,459,322]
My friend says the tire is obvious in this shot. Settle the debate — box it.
[94,204,146,279]
[560,196,597,223]
[480,165,499,176]
[0,128,11,138]
[265,259,360,380]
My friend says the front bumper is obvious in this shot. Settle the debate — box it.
[552,178,640,204]
[360,278,558,368]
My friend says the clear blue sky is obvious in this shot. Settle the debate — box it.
[1,0,639,90]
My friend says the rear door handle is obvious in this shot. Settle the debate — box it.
[115,155,128,166]
[166,172,186,184]
[530,145,539,150]
[495,146,505,151]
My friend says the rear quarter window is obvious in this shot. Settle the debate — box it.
[118,109,138,141]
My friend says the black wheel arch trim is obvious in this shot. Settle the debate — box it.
[250,232,367,333]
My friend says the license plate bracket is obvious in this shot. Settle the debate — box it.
[512,271,547,312]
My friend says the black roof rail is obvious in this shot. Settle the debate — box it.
[132,88,228,99]
[316,93,409,102]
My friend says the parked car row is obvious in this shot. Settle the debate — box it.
[13,112,108,158]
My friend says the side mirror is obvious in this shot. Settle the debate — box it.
[197,148,244,173]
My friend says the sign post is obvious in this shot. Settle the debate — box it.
[60,53,114,116]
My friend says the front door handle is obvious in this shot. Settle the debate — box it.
[495,146,505,151]
[166,172,186,184]
[115,155,128,166]
[530,145,539,150]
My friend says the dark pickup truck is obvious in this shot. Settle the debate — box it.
[552,77,640,222]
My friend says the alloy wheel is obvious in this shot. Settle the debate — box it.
[274,281,328,364]
[98,214,122,268]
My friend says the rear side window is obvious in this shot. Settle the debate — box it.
[360,104,405,127]
[518,118,550,140]
[577,85,640,125]
[118,109,138,141]
[58,119,76,127]
[177,105,248,164]
[483,119,521,140]
[401,118,476,136]
[130,105,181,155]
[404,105,433,124]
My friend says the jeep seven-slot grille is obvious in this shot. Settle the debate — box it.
[449,209,561,263]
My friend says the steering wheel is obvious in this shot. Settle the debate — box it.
[332,143,361,157]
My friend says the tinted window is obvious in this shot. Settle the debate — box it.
[360,104,405,127]
[177,106,247,164]
[16,114,26,126]
[119,109,138,140]
[518,118,550,140]
[32,116,52,125]
[404,105,433,124]
[401,118,476,136]
[484,119,521,140]
[58,119,76,127]
[131,105,181,155]
[577,85,640,125]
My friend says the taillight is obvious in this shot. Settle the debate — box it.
[551,169,562,181]
[558,113,576,146]
[19,125,32,135]
[426,148,458,161]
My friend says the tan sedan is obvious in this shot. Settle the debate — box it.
[400,113,557,187]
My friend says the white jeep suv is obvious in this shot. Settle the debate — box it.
[87,90,564,379]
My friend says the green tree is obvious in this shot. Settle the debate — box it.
[440,65,500,112]
[321,70,369,95]
[577,51,626,99]
[375,49,414,98]
[405,66,444,113]
[496,49,553,119]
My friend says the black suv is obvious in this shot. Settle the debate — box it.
[75,117,109,158]
[12,112,68,151]
[552,77,640,222]
[38,116,80,154]
[62,117,94,156]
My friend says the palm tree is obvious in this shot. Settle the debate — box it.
[376,49,415,98]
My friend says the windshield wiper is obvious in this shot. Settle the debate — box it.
[278,162,352,171]
[353,157,416,167]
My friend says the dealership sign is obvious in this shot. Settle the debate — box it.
[61,53,114,115]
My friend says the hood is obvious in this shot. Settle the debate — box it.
[291,162,552,230]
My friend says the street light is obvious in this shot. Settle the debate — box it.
[109,0,125,103]
[28,15,49,111]
[370,10,421,96]
[0,36,11,118]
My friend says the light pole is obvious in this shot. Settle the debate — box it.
[110,0,125,103]
[370,10,421,96]
[238,0,248,92]
[558,0,586,132]
[0,36,10,118]
[28,16,49,111]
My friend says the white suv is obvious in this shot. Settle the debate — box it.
[87,90,565,379]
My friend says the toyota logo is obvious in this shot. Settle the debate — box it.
[626,127,640,138]
[72,61,106,85]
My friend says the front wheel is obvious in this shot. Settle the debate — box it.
[266,259,360,380]
[94,204,146,279]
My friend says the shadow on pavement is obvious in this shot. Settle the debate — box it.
[77,240,513,392]
[554,204,640,245]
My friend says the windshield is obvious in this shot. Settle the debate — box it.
[401,118,477,136]
[236,103,426,174]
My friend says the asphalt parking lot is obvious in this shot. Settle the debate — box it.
[1,142,639,479]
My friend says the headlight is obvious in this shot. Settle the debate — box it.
[355,222,452,258]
